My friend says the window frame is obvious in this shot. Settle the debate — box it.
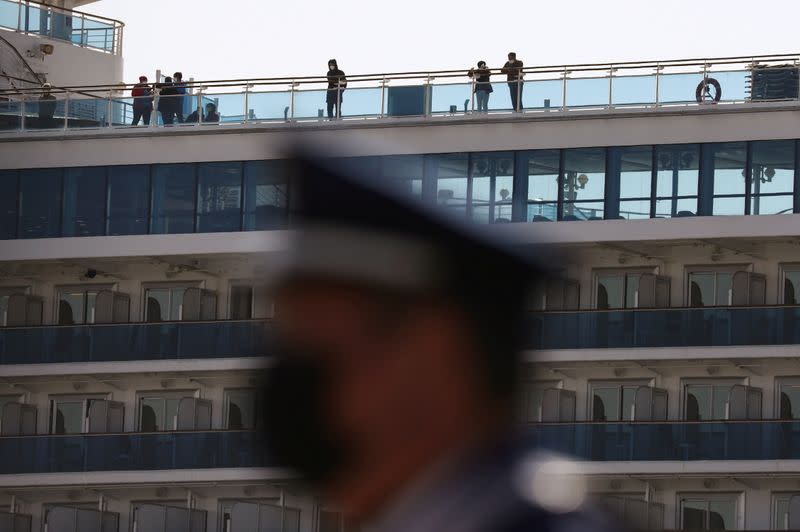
[140,281,203,322]
[592,267,658,309]
[776,377,800,421]
[516,379,561,424]
[779,264,800,305]
[222,388,260,430]
[589,379,652,422]
[54,284,115,325]
[0,286,30,327]
[227,281,255,320]
[135,390,199,432]
[48,393,110,435]
[653,144,700,218]
[681,378,746,421]
[677,492,742,531]
[771,492,800,530]
[684,264,750,308]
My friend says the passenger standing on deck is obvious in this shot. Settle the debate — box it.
[326,59,347,120]
[173,72,186,123]
[501,52,524,111]
[468,61,493,112]
[131,75,153,126]
[157,77,178,125]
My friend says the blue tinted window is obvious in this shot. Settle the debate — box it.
[470,152,514,223]
[151,164,196,234]
[108,165,150,235]
[526,150,560,222]
[562,148,605,221]
[243,161,288,230]
[615,146,652,220]
[381,155,423,197]
[197,162,242,232]
[0,170,18,239]
[19,168,62,238]
[711,142,747,215]
[429,153,469,217]
[655,144,699,218]
[750,140,795,215]
[62,167,106,236]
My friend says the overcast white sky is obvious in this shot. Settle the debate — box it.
[89,0,798,83]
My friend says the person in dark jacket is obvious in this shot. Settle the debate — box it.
[131,75,153,126]
[38,83,57,128]
[501,52,524,111]
[157,77,178,125]
[203,102,220,123]
[468,61,493,112]
[173,71,186,123]
[326,59,347,120]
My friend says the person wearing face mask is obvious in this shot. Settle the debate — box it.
[501,52,524,111]
[262,147,621,532]
[468,61,493,112]
[326,59,347,120]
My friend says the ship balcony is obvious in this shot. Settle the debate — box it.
[0,319,269,364]
[0,0,123,54]
[2,422,800,476]
[528,305,800,350]
[0,53,797,133]
[0,430,270,475]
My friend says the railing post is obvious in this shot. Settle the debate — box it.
[561,68,568,112]
[244,84,250,123]
[379,77,386,118]
[289,81,296,121]
[63,90,69,130]
[654,65,661,107]
[470,78,476,113]
[19,94,25,131]
[195,89,202,126]
[80,14,86,47]
[608,66,614,109]
[16,0,22,32]
[106,89,113,127]
[424,75,431,117]
[515,77,522,112]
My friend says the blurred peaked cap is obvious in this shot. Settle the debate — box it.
[276,144,554,295]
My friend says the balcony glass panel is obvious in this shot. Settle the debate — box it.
[750,140,795,215]
[0,170,18,239]
[62,167,106,237]
[713,70,749,102]
[197,162,242,232]
[67,96,106,129]
[19,168,62,238]
[0,0,19,30]
[612,74,656,106]
[243,161,288,230]
[657,72,705,104]
[339,87,382,118]
[430,83,472,115]
[566,77,609,108]
[107,165,150,235]
[151,164,196,234]
[204,93,244,123]
[248,89,292,121]
[292,88,331,120]
[24,94,65,129]
[0,99,21,131]
[109,96,135,126]
[521,78,563,111]
[484,81,512,112]
[0,321,268,364]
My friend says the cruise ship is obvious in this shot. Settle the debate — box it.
[3,0,800,531]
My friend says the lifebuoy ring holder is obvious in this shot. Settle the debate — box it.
[696,77,722,104]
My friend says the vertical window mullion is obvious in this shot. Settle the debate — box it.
[744,142,753,215]
[512,151,527,222]
[794,139,800,214]
[466,153,474,220]
[193,164,200,233]
[650,146,657,218]
[239,161,245,231]
[557,150,565,221]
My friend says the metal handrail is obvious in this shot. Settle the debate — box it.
[0,428,259,440]
[0,52,797,95]
[14,0,124,27]
[532,302,800,316]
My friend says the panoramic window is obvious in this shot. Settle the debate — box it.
[526,150,560,222]
[429,153,469,217]
[710,142,747,216]
[562,148,606,221]
[151,164,197,234]
[679,494,739,531]
[107,165,150,235]
[0,170,19,240]
[750,140,795,215]
[654,144,699,218]
[197,162,242,233]
[470,152,514,223]
[62,167,106,237]
[614,146,653,220]
[56,286,110,325]
[243,160,288,231]
[18,168,63,239]
[380,155,424,197]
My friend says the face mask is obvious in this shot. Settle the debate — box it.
[262,345,349,484]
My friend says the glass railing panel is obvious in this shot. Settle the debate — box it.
[657,72,704,104]
[338,86,382,118]
[481,81,512,112]
[154,94,186,126]
[80,17,115,52]
[202,92,244,124]
[527,422,800,462]
[66,96,105,128]
[0,431,272,474]
[0,0,19,30]
[20,4,45,35]
[292,88,332,121]
[110,96,136,126]
[521,78,563,111]
[711,70,748,102]
[565,76,609,108]
[247,89,292,121]
[0,321,269,364]
[0,99,21,131]
[430,82,472,115]
[612,74,657,106]
[22,96,65,129]
[526,306,800,350]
